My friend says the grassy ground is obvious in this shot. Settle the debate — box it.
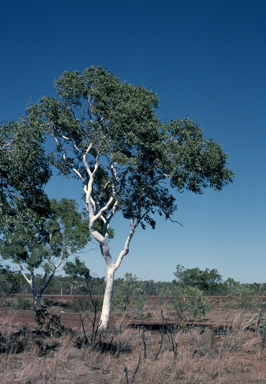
[0,297,266,383]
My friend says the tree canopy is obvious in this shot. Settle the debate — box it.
[63,256,91,280]
[27,66,234,233]
[173,265,223,292]
[0,117,51,235]
[0,198,93,304]
[0,262,20,296]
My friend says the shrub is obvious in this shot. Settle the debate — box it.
[224,278,257,309]
[112,273,146,315]
[172,285,211,320]
[34,305,65,338]
[12,295,31,310]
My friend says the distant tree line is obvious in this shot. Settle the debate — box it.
[1,261,265,298]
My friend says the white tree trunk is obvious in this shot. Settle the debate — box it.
[99,265,116,332]
[84,161,138,332]
[88,215,137,332]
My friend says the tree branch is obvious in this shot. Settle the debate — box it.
[73,167,85,182]
[114,218,136,270]
[168,216,183,226]
[19,265,32,286]
[82,143,93,177]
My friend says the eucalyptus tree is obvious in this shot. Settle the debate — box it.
[0,198,92,305]
[22,66,233,330]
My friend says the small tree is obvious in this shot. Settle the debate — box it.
[0,198,92,305]
[172,285,211,321]
[1,117,52,304]
[10,66,234,330]
[113,272,143,313]
[173,264,223,292]
[224,277,257,309]
[64,257,106,298]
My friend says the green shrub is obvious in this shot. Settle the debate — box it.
[172,285,211,320]
[34,305,65,338]
[12,295,32,310]
[0,264,20,295]
[65,299,83,313]
[224,278,257,309]
[112,273,146,316]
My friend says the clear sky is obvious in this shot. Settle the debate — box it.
[1,0,265,283]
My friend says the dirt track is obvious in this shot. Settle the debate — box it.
[1,295,256,333]
[2,311,234,330]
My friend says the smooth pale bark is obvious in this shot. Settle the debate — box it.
[81,148,140,332]
[20,268,40,305]
[99,264,116,330]
[84,161,139,331]
[20,268,56,306]
[92,220,136,332]
[19,255,71,306]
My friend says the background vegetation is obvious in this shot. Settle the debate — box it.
[1,262,265,298]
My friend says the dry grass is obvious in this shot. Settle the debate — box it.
[1,308,266,383]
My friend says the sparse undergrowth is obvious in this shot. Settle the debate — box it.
[0,308,266,383]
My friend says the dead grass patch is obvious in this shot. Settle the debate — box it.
[1,307,266,383]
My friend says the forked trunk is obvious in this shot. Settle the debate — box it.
[32,285,46,307]
[88,213,136,332]
[98,265,116,332]
[20,268,55,307]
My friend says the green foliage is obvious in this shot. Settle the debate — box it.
[24,66,234,236]
[113,273,146,315]
[172,285,211,320]
[43,198,91,264]
[0,263,20,295]
[0,198,91,269]
[113,273,138,312]
[34,305,65,338]
[65,292,103,313]
[12,295,31,310]
[245,306,266,337]
[0,117,51,236]
[223,278,257,308]
[256,309,266,336]
[173,264,223,292]
[65,299,82,313]
[63,256,91,280]
[13,272,32,293]
[64,257,105,315]
[0,198,92,304]
[64,256,105,295]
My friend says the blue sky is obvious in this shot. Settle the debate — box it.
[1,0,265,283]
